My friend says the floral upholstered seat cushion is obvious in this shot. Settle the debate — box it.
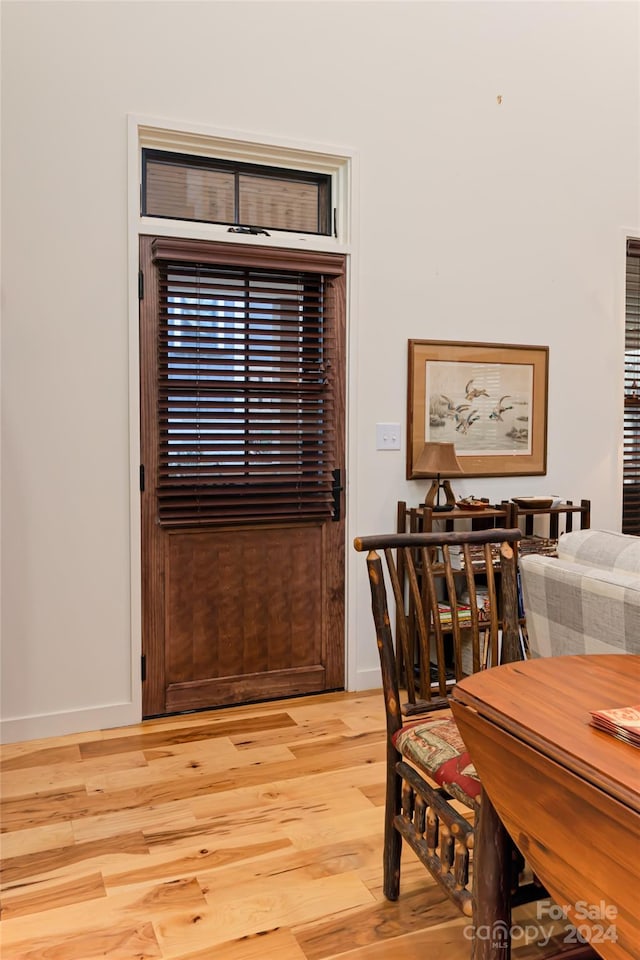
[392,715,481,807]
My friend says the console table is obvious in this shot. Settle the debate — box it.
[397,498,591,545]
[450,655,640,960]
[395,499,591,656]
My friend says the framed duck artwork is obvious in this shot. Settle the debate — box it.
[407,339,548,479]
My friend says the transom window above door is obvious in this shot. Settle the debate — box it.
[142,149,333,236]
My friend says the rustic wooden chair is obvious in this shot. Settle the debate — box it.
[353,528,543,930]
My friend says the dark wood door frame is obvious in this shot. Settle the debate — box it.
[139,236,347,717]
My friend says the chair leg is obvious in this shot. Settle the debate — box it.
[383,744,402,900]
[472,789,512,960]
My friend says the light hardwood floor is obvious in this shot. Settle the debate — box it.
[1,690,572,960]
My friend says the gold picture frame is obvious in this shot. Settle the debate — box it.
[407,339,549,479]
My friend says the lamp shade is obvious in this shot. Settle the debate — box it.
[414,442,464,477]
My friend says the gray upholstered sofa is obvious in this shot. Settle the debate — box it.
[519,529,640,657]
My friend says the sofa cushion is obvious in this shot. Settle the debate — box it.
[557,530,640,575]
[392,714,480,806]
[520,553,640,657]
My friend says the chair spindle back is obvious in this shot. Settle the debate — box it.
[354,529,522,724]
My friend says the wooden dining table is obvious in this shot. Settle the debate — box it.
[450,654,640,960]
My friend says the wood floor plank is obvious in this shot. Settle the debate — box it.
[184,835,382,897]
[156,872,375,957]
[71,799,198,844]
[1,831,149,887]
[283,691,382,722]
[301,917,472,960]
[0,874,208,951]
[78,712,297,760]
[68,739,384,839]
[0,785,89,832]
[186,757,385,826]
[293,884,459,960]
[0,871,107,920]
[0,751,149,800]
[0,822,75,860]
[83,739,293,794]
[0,745,83,774]
[284,804,385,851]
[288,728,385,761]
[186,783,377,847]
[2,920,161,960]
[358,781,385,807]
[172,928,308,960]
[0,689,563,960]
[228,716,352,750]
[182,735,386,795]
[103,837,292,890]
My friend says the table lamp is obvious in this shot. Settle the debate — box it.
[414,442,464,512]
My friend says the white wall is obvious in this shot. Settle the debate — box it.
[2,1,639,741]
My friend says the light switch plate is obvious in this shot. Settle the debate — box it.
[376,423,401,450]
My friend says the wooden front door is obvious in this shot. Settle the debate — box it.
[140,237,346,717]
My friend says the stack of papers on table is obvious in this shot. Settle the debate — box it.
[589,704,640,747]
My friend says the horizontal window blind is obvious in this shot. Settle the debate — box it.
[624,238,640,535]
[154,250,340,525]
[238,174,320,233]
[146,162,235,223]
[143,150,331,235]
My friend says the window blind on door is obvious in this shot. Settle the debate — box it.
[152,244,343,526]
[624,238,640,535]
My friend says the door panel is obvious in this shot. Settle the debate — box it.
[163,523,327,711]
[140,236,346,716]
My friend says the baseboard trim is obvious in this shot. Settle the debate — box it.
[0,701,141,745]
[351,667,382,691]
[1,672,382,744]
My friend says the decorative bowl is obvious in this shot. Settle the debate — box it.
[456,499,488,511]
